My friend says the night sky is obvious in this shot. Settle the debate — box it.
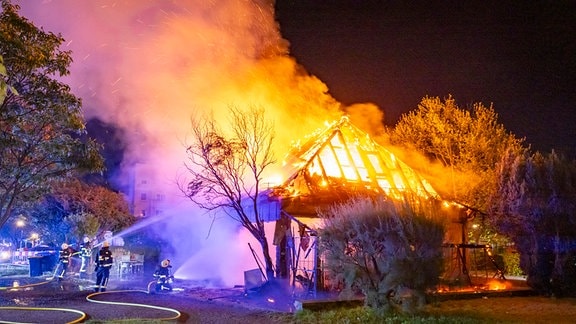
[275,1,576,157]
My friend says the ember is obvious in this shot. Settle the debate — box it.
[487,279,511,291]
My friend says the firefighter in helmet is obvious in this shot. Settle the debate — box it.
[79,236,92,279]
[94,241,113,292]
[56,243,76,280]
[153,259,173,292]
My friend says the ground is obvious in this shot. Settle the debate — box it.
[3,270,576,323]
[424,295,576,323]
[0,273,296,323]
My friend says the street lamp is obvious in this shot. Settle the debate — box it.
[15,220,25,249]
[30,233,39,247]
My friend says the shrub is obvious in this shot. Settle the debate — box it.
[318,196,446,313]
[501,249,523,277]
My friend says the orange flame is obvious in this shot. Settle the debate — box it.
[487,279,511,291]
[282,117,440,200]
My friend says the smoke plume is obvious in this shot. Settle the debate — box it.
[18,0,348,285]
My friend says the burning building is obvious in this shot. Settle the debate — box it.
[253,116,458,295]
[272,116,440,215]
[253,116,506,297]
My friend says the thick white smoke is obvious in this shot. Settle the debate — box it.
[18,0,345,286]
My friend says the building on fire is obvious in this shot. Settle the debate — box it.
[256,116,498,296]
[126,116,501,294]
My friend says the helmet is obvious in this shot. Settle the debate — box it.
[103,241,110,247]
[61,243,69,250]
[83,237,90,243]
[161,259,170,267]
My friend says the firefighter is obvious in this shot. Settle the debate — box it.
[153,259,173,292]
[79,236,92,279]
[55,243,76,280]
[94,241,113,292]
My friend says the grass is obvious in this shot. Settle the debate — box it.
[44,295,576,323]
[294,307,481,323]
[5,265,575,323]
[86,321,165,324]
[289,296,576,323]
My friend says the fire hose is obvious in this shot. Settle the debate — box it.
[0,281,181,323]
[0,306,87,324]
[86,289,181,321]
[0,277,53,291]
[0,264,76,292]
[0,277,87,324]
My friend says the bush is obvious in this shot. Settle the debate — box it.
[318,197,446,313]
[501,249,523,277]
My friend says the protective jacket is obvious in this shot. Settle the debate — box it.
[80,243,92,258]
[153,259,173,292]
[154,264,172,277]
[94,246,113,292]
[59,247,75,264]
[78,241,92,278]
[95,246,113,270]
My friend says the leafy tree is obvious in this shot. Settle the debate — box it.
[0,55,5,100]
[318,197,445,314]
[31,179,135,244]
[390,95,526,211]
[0,1,103,228]
[84,118,127,188]
[64,211,99,242]
[1,54,16,102]
[182,106,276,280]
[26,195,68,245]
[488,150,576,296]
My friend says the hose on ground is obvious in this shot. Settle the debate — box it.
[0,274,86,323]
[0,280,181,322]
[86,289,181,321]
[0,306,87,324]
[0,275,54,291]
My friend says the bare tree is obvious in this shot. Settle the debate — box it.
[182,106,276,280]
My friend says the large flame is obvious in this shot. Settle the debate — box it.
[279,117,439,201]
[17,1,450,287]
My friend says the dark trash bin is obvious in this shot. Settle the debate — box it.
[28,256,43,277]
[28,245,58,276]
[41,255,57,273]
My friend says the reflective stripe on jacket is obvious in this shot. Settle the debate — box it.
[96,247,113,268]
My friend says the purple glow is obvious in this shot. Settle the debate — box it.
[16,0,355,287]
